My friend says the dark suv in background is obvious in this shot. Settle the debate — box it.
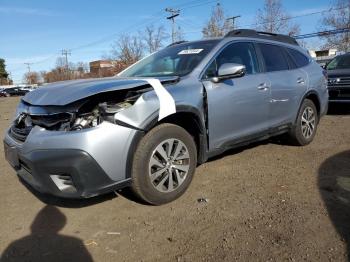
[327,53,350,103]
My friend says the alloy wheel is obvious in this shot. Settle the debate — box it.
[148,138,190,193]
[301,106,316,139]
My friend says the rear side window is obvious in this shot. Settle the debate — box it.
[258,43,289,72]
[287,48,310,68]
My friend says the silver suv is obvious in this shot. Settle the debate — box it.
[4,30,328,205]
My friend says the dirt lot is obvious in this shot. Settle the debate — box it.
[0,97,349,262]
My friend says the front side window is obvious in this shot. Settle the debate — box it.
[204,42,259,78]
[259,43,289,72]
[119,40,219,77]
[327,55,350,70]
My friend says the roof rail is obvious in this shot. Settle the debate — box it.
[167,41,188,47]
[225,29,299,46]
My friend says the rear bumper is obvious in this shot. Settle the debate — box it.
[4,122,142,198]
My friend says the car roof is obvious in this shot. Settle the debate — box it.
[224,29,298,46]
[171,29,299,49]
[166,38,221,48]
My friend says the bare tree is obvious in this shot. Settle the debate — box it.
[143,25,167,53]
[255,0,300,36]
[40,71,48,83]
[321,0,350,51]
[23,71,41,84]
[202,3,232,38]
[111,34,144,68]
[76,62,89,74]
[55,57,66,69]
[40,60,91,83]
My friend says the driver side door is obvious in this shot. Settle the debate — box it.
[202,42,271,151]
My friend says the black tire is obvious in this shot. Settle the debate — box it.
[131,123,197,205]
[289,99,318,146]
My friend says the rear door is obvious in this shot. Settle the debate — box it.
[257,43,307,127]
[285,47,311,104]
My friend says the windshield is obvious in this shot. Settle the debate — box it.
[327,54,350,70]
[118,40,219,77]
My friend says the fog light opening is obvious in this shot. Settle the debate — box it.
[50,174,77,193]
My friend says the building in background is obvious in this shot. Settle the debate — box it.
[89,60,127,77]
[309,49,340,66]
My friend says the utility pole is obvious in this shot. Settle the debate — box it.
[61,49,71,79]
[227,15,241,30]
[24,62,32,73]
[165,8,180,43]
[24,62,33,84]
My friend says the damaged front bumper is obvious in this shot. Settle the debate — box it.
[4,122,142,198]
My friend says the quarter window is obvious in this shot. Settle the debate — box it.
[287,48,310,68]
[259,43,289,72]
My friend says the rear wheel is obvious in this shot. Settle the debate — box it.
[131,123,197,205]
[289,99,318,146]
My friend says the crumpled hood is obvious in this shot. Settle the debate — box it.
[22,76,178,106]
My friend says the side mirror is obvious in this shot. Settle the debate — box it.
[211,63,246,83]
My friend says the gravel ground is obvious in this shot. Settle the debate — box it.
[0,97,349,262]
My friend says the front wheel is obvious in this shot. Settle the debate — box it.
[288,99,318,146]
[131,123,197,205]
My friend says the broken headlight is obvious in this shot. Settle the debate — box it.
[70,101,133,131]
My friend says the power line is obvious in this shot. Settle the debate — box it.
[15,0,345,77]
[178,0,219,10]
[9,0,219,75]
[180,5,350,35]
[70,1,218,49]
[241,5,350,29]
[68,1,219,51]
[24,62,33,73]
[294,27,350,39]
[23,63,33,84]
[69,1,218,51]
[181,4,350,34]
[177,19,202,30]
[172,0,215,9]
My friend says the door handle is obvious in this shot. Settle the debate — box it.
[257,83,269,91]
[297,77,305,84]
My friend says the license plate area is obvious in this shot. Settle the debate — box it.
[4,143,20,168]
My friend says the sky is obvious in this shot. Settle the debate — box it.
[0,0,332,83]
